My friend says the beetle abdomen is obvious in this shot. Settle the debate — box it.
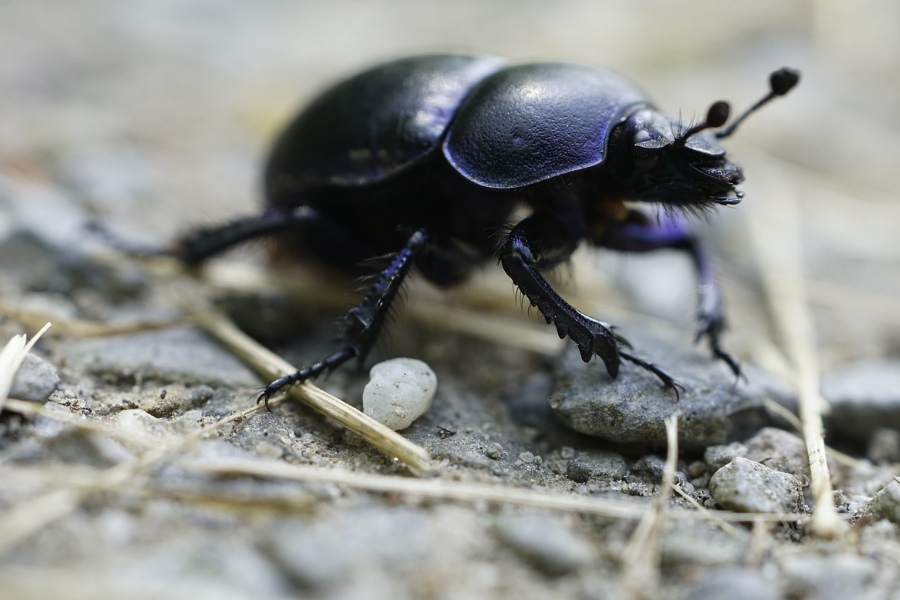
[265,54,504,202]
[443,63,649,189]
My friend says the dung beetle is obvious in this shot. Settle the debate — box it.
[173,54,799,403]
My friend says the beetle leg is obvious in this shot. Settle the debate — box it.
[173,205,376,267]
[172,207,310,265]
[499,213,678,392]
[258,228,428,407]
[593,210,742,379]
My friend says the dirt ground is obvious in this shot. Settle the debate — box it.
[2,2,900,599]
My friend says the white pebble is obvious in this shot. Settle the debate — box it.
[363,358,437,430]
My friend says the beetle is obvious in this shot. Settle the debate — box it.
[172,54,799,404]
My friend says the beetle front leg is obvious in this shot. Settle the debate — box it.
[594,211,742,379]
[500,213,680,394]
[258,228,428,407]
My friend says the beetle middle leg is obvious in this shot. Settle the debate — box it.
[257,228,428,406]
[592,209,742,379]
[499,212,681,395]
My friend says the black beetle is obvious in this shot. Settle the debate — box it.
[174,54,799,403]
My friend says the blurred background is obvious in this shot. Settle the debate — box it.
[1,0,898,371]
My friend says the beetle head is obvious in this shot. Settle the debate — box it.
[619,104,743,210]
[615,67,799,212]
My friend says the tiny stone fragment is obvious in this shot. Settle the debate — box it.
[485,442,504,460]
[709,457,804,513]
[362,358,437,430]
[10,352,59,401]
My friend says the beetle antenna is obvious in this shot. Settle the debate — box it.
[675,101,730,146]
[715,67,800,139]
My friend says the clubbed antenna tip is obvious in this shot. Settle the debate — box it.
[715,67,800,139]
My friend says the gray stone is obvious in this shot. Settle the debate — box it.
[492,514,595,576]
[704,441,748,471]
[548,324,796,450]
[821,359,900,445]
[9,352,59,401]
[865,479,900,524]
[684,567,780,600]
[744,427,810,481]
[709,457,804,513]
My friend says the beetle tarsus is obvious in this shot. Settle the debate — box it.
[699,325,744,382]
[257,347,358,410]
[618,349,684,400]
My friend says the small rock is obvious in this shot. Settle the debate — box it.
[821,359,900,445]
[363,358,437,430]
[684,567,780,600]
[485,443,504,460]
[744,427,810,481]
[548,324,796,449]
[709,457,804,513]
[704,442,748,471]
[493,514,595,576]
[864,479,900,524]
[10,352,59,401]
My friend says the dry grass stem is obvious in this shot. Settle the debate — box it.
[189,456,812,523]
[620,415,678,598]
[747,155,844,539]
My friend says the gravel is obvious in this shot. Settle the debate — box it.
[2,2,899,599]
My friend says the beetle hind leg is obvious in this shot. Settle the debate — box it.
[258,228,429,407]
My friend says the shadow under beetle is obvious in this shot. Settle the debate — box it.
[173,55,799,404]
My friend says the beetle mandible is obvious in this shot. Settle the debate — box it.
[173,54,799,404]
